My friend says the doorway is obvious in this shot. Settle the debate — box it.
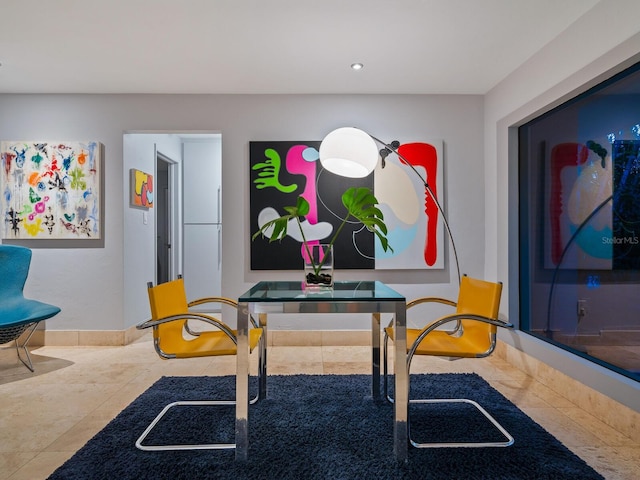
[155,151,176,285]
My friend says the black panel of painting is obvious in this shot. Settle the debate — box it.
[249,141,374,271]
[612,140,640,269]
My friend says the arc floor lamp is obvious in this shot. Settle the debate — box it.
[319,127,460,284]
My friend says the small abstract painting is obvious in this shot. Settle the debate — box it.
[249,140,444,271]
[1,141,101,239]
[130,169,154,208]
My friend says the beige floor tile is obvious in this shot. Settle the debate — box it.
[469,358,533,382]
[6,451,74,480]
[43,416,112,453]
[321,345,370,363]
[0,413,81,453]
[610,446,640,474]
[270,330,322,346]
[32,361,147,385]
[0,353,73,386]
[0,453,37,480]
[321,330,369,346]
[0,335,637,480]
[524,379,577,408]
[571,445,640,480]
[492,386,554,410]
[323,362,370,374]
[268,361,324,375]
[267,346,323,366]
[524,407,607,448]
[557,407,638,447]
[92,382,155,418]
[1,383,122,418]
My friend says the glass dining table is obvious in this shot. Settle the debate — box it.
[235,280,408,462]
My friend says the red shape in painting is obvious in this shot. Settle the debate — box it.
[397,143,439,266]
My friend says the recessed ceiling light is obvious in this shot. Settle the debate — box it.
[351,63,363,71]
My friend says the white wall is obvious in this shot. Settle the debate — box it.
[123,133,183,329]
[0,94,484,333]
[0,96,125,330]
[485,0,640,410]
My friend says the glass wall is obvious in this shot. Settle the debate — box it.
[519,61,640,382]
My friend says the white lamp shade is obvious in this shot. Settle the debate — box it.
[319,127,379,178]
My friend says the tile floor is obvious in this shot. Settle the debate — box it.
[1,334,639,480]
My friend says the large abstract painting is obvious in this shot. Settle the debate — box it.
[1,141,101,239]
[249,140,444,271]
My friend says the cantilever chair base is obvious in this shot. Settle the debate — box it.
[409,398,514,448]
[383,275,513,449]
[136,400,236,451]
[137,277,265,453]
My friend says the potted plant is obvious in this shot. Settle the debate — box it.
[252,186,393,286]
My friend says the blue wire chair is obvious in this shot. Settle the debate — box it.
[0,245,61,371]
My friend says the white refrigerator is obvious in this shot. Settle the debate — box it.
[182,139,222,305]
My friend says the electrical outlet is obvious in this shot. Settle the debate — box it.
[577,299,587,320]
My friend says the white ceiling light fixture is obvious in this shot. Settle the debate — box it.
[350,62,364,71]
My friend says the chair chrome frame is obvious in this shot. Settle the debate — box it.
[135,400,237,451]
[139,311,265,405]
[383,278,515,449]
[135,279,266,451]
[408,398,514,448]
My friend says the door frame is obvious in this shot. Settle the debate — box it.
[155,149,179,284]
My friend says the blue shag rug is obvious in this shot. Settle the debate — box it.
[48,374,603,479]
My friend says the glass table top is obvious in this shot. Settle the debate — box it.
[239,281,404,302]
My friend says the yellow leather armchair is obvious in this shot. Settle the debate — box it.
[384,274,514,448]
[135,277,265,451]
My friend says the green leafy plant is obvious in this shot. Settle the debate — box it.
[252,187,393,284]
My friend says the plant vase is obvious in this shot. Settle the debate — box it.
[303,244,334,289]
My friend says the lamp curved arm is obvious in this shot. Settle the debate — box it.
[367,133,461,285]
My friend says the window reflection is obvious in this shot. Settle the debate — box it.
[519,61,640,382]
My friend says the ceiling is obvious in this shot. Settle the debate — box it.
[0,0,600,95]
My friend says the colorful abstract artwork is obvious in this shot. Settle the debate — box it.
[1,141,101,239]
[249,140,444,271]
[130,169,154,208]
